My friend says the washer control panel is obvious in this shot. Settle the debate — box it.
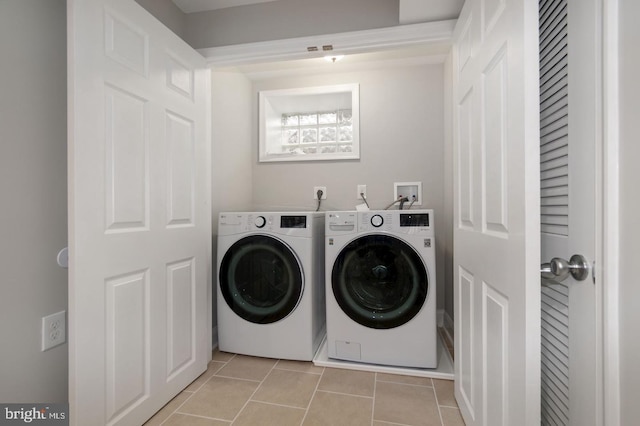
[358,210,433,235]
[360,212,393,232]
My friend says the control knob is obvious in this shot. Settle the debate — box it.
[371,214,384,227]
[254,216,266,228]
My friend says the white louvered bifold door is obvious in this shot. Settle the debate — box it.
[453,0,542,424]
[540,0,569,237]
[540,0,570,425]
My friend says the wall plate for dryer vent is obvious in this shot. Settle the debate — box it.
[394,182,422,206]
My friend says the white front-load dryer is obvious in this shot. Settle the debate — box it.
[325,210,437,368]
[217,212,325,361]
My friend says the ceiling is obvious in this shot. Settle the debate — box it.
[172,0,457,75]
[172,0,279,13]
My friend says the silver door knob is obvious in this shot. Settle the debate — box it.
[540,254,589,282]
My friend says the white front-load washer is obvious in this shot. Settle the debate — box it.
[217,212,325,361]
[325,210,437,368]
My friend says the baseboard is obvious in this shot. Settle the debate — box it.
[439,310,455,363]
[211,326,218,351]
[442,311,454,343]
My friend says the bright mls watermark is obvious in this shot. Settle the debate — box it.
[0,404,68,426]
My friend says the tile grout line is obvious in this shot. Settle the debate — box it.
[157,392,196,426]
[375,379,435,388]
[432,379,445,426]
[299,363,326,425]
[185,360,228,393]
[157,352,236,426]
[229,357,279,424]
[273,366,323,375]
[172,411,231,423]
[239,399,308,411]
[371,372,378,426]
[155,352,458,425]
[312,389,374,399]
[243,362,327,413]
[190,354,238,391]
[213,374,264,383]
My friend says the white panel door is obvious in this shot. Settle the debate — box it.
[68,1,211,425]
[452,0,541,425]
[540,0,602,424]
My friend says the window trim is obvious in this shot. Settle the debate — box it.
[258,84,360,162]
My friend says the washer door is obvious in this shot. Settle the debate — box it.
[219,235,304,324]
[332,234,428,329]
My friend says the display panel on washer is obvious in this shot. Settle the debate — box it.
[331,234,428,329]
[219,235,303,324]
[281,215,307,228]
[399,213,430,227]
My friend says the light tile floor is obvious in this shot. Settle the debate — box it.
[145,351,465,426]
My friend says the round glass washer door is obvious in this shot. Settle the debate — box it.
[332,234,428,329]
[219,235,304,324]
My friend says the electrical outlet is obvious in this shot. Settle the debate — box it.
[42,310,66,351]
[313,186,327,200]
[357,184,367,200]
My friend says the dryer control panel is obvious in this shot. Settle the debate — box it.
[218,212,322,237]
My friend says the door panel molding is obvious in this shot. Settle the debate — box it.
[68,1,211,424]
[453,0,541,424]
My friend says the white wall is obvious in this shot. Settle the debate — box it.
[211,71,254,338]
[184,0,399,49]
[442,54,454,322]
[0,0,68,402]
[618,0,640,421]
[211,72,254,232]
[247,63,448,312]
[135,0,186,41]
[399,0,465,24]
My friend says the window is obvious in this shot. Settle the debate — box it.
[259,84,360,162]
[281,109,353,155]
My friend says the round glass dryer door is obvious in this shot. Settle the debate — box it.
[332,234,428,329]
[219,235,304,324]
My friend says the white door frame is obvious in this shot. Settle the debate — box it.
[601,0,621,424]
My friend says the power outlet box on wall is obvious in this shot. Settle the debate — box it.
[42,310,66,351]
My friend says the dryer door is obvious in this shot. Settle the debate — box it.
[332,234,428,329]
[219,235,304,324]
